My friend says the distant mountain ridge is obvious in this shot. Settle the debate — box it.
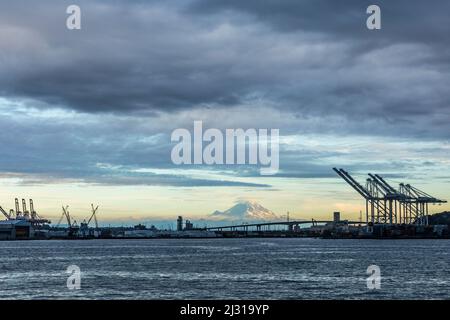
[211,200,279,221]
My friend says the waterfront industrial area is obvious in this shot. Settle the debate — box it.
[0,168,449,240]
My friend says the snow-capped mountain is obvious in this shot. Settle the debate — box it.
[211,200,279,221]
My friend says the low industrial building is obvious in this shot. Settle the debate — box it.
[0,219,32,240]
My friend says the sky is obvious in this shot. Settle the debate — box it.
[0,0,449,225]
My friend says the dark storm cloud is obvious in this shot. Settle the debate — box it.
[12,171,270,188]
[0,106,272,187]
[0,0,450,186]
[0,0,249,113]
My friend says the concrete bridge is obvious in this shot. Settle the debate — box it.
[204,220,362,232]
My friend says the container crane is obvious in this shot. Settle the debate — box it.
[15,198,22,218]
[334,168,446,226]
[30,199,37,220]
[55,205,77,228]
[22,199,30,218]
[55,205,79,237]
[0,206,10,220]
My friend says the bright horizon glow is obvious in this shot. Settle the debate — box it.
[0,174,448,226]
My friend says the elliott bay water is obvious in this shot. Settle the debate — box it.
[0,238,449,299]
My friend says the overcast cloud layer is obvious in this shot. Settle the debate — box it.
[0,0,449,187]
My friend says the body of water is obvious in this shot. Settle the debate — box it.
[0,238,448,299]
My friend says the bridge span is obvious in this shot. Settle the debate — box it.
[204,220,362,232]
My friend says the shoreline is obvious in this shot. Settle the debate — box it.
[2,235,450,241]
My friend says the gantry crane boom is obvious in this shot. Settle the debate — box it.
[374,174,399,195]
[0,206,10,220]
[333,168,372,199]
[368,174,392,195]
[63,206,71,226]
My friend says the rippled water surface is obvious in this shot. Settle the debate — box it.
[0,238,449,299]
